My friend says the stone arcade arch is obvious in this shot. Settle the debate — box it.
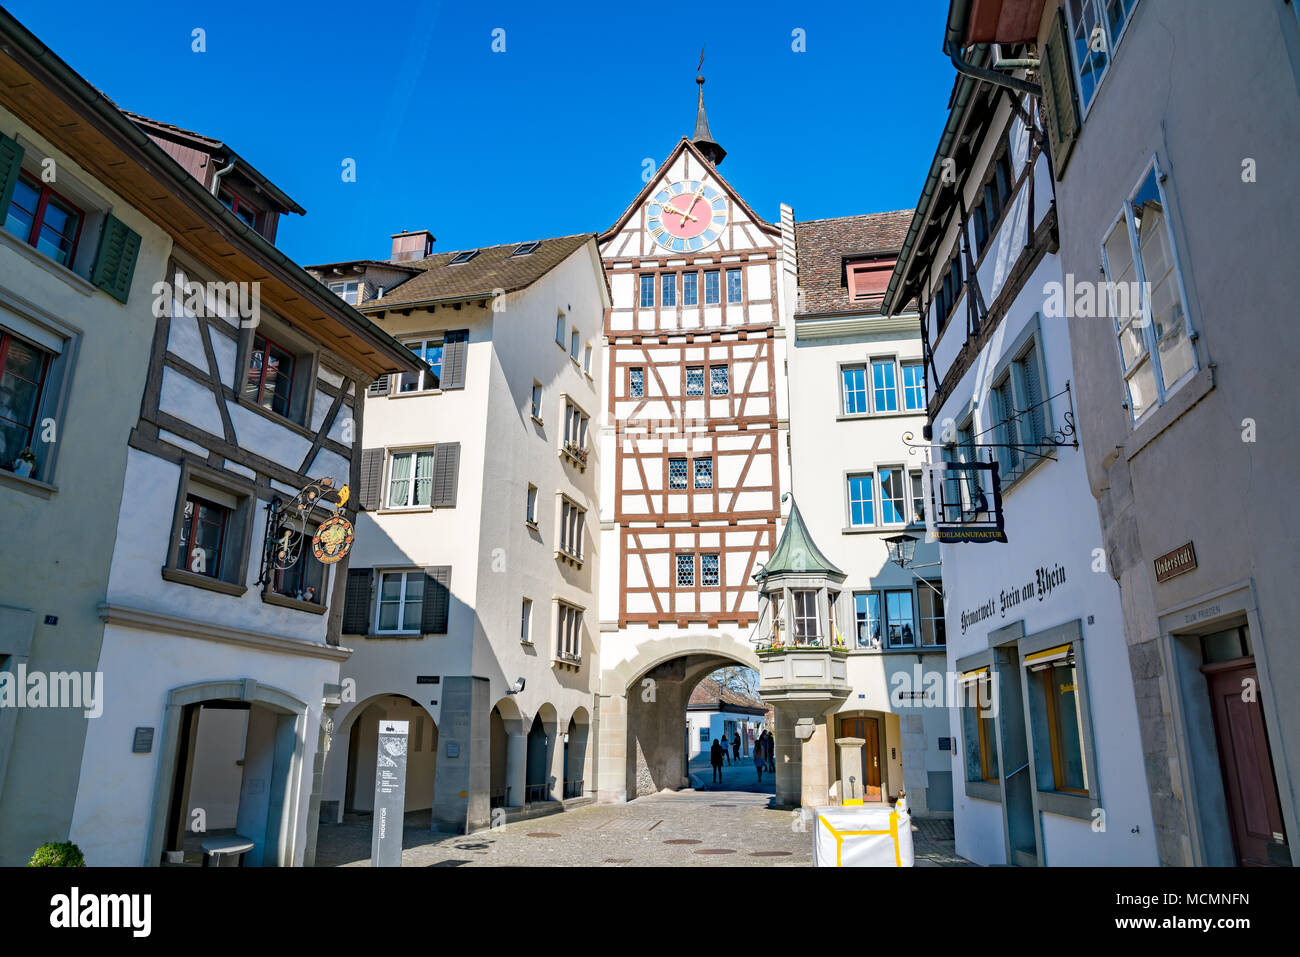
[596,632,760,803]
[338,693,439,817]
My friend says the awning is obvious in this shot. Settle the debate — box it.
[957,665,990,685]
[1024,643,1073,669]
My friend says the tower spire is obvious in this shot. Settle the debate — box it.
[691,55,726,166]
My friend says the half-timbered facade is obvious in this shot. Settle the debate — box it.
[595,80,787,801]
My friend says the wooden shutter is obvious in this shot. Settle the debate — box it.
[421,566,451,634]
[90,213,142,303]
[0,133,24,220]
[342,567,373,634]
[431,442,460,507]
[358,448,384,510]
[1019,349,1046,444]
[367,374,390,397]
[441,330,469,389]
[1040,6,1081,180]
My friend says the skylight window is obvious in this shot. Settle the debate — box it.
[512,241,540,256]
[449,249,479,264]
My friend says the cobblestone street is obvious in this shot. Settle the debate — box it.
[315,766,971,867]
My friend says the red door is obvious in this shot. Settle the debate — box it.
[1204,662,1288,866]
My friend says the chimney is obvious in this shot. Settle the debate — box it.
[391,229,435,262]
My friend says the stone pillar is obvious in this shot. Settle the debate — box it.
[431,676,491,833]
[546,719,565,801]
[799,715,833,808]
[899,713,928,813]
[505,731,527,807]
[773,709,801,807]
[835,736,866,804]
[303,683,343,867]
[595,692,627,803]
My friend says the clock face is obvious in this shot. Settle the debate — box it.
[648,180,728,252]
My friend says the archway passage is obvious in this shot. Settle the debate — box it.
[342,694,438,816]
[564,709,591,799]
[687,666,771,793]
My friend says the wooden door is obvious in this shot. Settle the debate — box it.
[839,717,882,801]
[1205,662,1287,866]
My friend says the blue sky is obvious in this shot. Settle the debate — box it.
[9,0,957,264]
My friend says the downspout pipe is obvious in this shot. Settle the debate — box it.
[945,39,1042,98]
[210,157,236,197]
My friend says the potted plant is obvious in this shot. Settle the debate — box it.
[28,841,85,867]
[12,448,36,477]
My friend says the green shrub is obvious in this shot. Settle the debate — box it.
[28,841,86,867]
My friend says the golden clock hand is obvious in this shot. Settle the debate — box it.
[663,202,699,225]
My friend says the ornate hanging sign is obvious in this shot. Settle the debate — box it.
[312,514,355,564]
[257,477,353,586]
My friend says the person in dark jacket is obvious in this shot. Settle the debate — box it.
[732,731,741,763]
[710,738,725,784]
[753,734,765,783]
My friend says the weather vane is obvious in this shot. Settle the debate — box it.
[698,46,705,73]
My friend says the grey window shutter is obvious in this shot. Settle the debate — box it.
[367,374,390,397]
[441,330,469,389]
[1040,6,1080,180]
[1020,351,1045,444]
[0,133,25,220]
[421,566,451,634]
[359,448,384,510]
[431,442,460,507]
[342,568,373,634]
[91,213,142,303]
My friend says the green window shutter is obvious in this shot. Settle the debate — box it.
[91,213,142,303]
[342,567,373,634]
[0,133,25,220]
[358,448,384,510]
[1040,6,1081,180]
[421,566,451,634]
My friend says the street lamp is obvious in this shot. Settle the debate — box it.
[884,533,918,569]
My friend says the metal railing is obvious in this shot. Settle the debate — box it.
[489,787,511,809]
[524,783,550,804]
[563,779,584,799]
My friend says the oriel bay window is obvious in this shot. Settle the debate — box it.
[792,590,819,643]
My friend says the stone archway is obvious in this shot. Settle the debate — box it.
[597,633,760,803]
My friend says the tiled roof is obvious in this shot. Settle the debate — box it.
[689,677,767,711]
[359,234,596,310]
[794,210,913,315]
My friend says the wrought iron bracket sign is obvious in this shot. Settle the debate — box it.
[256,476,353,587]
[927,460,1007,543]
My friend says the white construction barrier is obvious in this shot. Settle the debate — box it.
[811,804,914,867]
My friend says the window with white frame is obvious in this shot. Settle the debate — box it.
[871,359,898,412]
[879,466,907,524]
[725,268,742,304]
[682,272,698,306]
[661,273,677,307]
[847,473,874,527]
[526,484,537,526]
[559,497,585,560]
[387,450,434,508]
[842,364,869,415]
[704,270,720,305]
[520,598,533,643]
[376,570,424,633]
[884,589,915,647]
[668,457,688,490]
[1066,0,1139,113]
[710,364,729,395]
[701,553,720,586]
[902,362,926,411]
[639,274,655,308]
[792,590,819,641]
[854,591,882,648]
[398,337,443,393]
[676,553,695,586]
[919,584,945,646]
[694,457,713,489]
[328,280,361,305]
[556,601,582,660]
[686,366,705,396]
[1101,161,1197,425]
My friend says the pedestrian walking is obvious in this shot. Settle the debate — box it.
[763,729,776,772]
[753,735,765,783]
[710,738,724,784]
[732,731,741,763]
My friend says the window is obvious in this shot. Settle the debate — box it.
[847,259,891,305]
[449,249,479,264]
[563,399,590,459]
[176,494,228,578]
[879,466,906,524]
[272,528,324,604]
[993,377,1021,479]
[847,473,874,527]
[792,590,819,641]
[398,338,443,392]
[884,590,915,648]
[1102,162,1196,424]
[703,270,720,305]
[842,365,868,415]
[376,571,424,633]
[918,584,945,646]
[686,366,705,396]
[682,272,699,306]
[701,553,720,587]
[628,367,644,398]
[3,172,88,267]
[521,598,533,643]
[218,187,258,229]
[512,241,540,256]
[1027,645,1088,793]
[961,670,1000,783]
[583,343,592,375]
[700,727,711,745]
[530,382,542,420]
[668,457,688,490]
[709,364,729,395]
[910,470,925,524]
[992,340,1049,482]
[1066,0,1138,112]
[694,457,713,489]
[328,281,361,305]
[243,334,294,418]
[935,254,963,332]
[725,268,742,304]
[387,450,434,508]
[661,274,677,307]
[570,329,580,359]
[901,363,926,411]
[676,553,695,586]
[854,592,881,648]
[639,274,655,308]
[559,497,585,560]
[871,359,897,412]
[0,333,51,472]
[526,484,538,526]
[556,315,566,346]
[556,602,582,660]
